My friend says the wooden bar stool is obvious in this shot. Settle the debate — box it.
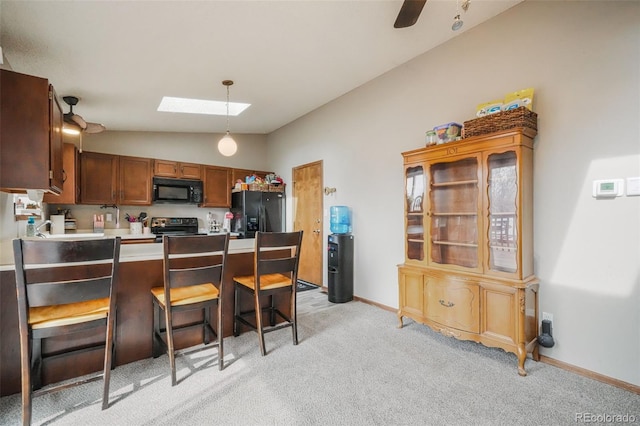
[12,236,121,426]
[151,233,229,386]
[233,231,303,356]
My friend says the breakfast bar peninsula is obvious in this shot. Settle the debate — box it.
[0,236,290,396]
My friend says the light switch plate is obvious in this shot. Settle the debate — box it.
[626,177,640,196]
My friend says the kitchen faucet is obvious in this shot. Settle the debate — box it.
[35,220,52,238]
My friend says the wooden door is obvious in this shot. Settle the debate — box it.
[292,160,323,286]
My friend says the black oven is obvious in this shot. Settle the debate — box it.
[150,217,201,243]
[152,177,203,204]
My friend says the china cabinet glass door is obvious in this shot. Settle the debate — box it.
[405,165,424,261]
[487,151,518,273]
[428,157,480,268]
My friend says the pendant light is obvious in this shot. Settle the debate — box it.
[218,80,238,157]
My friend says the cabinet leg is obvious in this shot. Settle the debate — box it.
[532,343,540,361]
[517,343,527,376]
[397,313,404,329]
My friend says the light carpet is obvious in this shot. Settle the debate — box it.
[1,289,638,425]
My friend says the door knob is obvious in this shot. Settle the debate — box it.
[313,229,321,234]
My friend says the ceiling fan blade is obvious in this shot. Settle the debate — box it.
[394,0,427,28]
[71,113,88,130]
[84,122,106,134]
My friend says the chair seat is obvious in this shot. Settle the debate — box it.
[29,298,110,329]
[151,283,219,307]
[234,273,292,291]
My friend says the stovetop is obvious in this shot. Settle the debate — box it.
[150,217,198,229]
[150,217,199,234]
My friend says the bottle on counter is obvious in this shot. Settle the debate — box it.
[26,217,36,237]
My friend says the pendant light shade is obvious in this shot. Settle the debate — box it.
[218,80,238,156]
[218,131,237,156]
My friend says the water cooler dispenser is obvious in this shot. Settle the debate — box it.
[328,206,354,303]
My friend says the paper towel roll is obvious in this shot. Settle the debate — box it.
[50,215,65,235]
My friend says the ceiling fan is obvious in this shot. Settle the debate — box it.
[394,0,427,29]
[62,96,106,134]
[394,0,470,29]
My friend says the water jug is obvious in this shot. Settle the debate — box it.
[330,206,351,234]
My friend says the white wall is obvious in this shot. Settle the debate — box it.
[267,1,640,386]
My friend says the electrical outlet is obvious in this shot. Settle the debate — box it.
[106,213,113,222]
[542,312,553,322]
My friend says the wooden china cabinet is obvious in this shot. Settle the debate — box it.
[398,128,539,376]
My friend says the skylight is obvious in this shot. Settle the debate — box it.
[157,96,250,116]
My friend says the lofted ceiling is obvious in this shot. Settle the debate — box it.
[0,0,520,135]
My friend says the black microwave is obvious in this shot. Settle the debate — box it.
[152,177,203,204]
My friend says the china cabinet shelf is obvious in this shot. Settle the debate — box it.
[432,180,478,187]
[398,128,539,376]
[432,241,478,247]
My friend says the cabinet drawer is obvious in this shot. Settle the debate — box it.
[424,277,479,333]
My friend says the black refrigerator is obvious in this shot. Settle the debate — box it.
[231,191,285,238]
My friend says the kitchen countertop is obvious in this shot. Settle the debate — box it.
[0,231,252,271]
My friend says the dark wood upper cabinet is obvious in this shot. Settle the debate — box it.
[154,159,201,180]
[80,152,118,204]
[0,69,63,193]
[202,166,232,208]
[79,152,152,206]
[119,155,152,205]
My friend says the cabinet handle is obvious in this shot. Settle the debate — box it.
[439,299,455,308]
[62,169,67,183]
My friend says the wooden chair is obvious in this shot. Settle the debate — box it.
[233,231,303,356]
[151,233,229,386]
[12,236,121,426]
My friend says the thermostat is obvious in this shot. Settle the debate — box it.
[593,179,624,198]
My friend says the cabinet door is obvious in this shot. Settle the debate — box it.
[428,155,482,272]
[424,275,479,333]
[48,86,64,193]
[398,269,424,319]
[80,152,118,204]
[485,150,520,275]
[154,159,179,177]
[178,162,201,179]
[480,283,516,344]
[44,143,78,204]
[154,160,202,180]
[202,166,232,207]
[405,164,425,262]
[119,156,152,205]
[0,70,62,193]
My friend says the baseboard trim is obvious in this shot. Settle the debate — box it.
[539,355,640,395]
[352,294,640,395]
